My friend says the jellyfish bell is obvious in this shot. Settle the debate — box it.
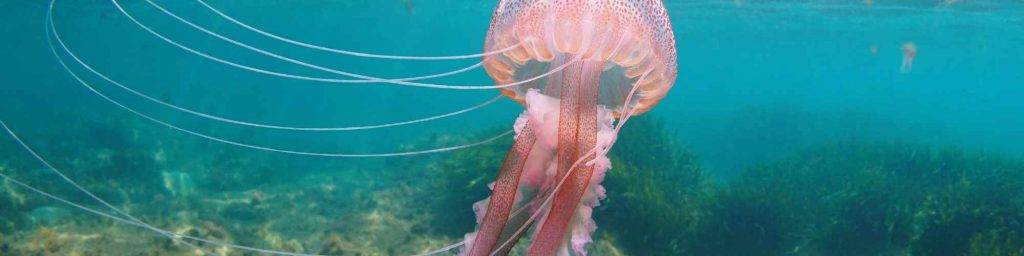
[484,0,677,118]
[902,42,918,58]
[466,1,677,255]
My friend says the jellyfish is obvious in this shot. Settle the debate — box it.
[462,1,678,255]
[901,41,917,73]
[2,0,676,255]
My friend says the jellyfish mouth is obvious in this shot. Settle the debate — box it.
[481,10,677,117]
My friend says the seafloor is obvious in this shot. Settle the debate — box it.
[1,113,1022,255]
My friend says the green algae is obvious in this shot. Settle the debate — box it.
[700,142,1024,256]
[2,113,1024,255]
[598,117,711,255]
[395,129,509,237]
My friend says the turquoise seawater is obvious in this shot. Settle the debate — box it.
[1,1,1023,255]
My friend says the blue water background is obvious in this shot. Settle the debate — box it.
[1,0,1022,179]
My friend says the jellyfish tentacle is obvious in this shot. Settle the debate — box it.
[342,61,485,84]
[48,37,512,157]
[900,57,914,73]
[129,0,485,84]
[38,3,211,253]
[0,116,211,254]
[0,165,324,256]
[412,241,466,256]
[49,17,500,132]
[0,171,345,256]
[95,0,485,85]
[194,0,518,61]
[133,2,489,83]
[110,0,577,90]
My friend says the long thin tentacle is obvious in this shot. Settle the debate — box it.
[46,31,511,157]
[50,17,500,131]
[48,12,503,132]
[195,0,517,61]
[112,0,575,90]
[0,149,323,256]
[36,3,210,253]
[0,117,210,254]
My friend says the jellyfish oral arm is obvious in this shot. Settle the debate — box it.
[466,57,618,256]
[464,121,538,256]
[526,59,607,256]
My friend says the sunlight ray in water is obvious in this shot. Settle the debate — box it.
[194,0,520,61]
[50,12,503,131]
[110,0,578,90]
